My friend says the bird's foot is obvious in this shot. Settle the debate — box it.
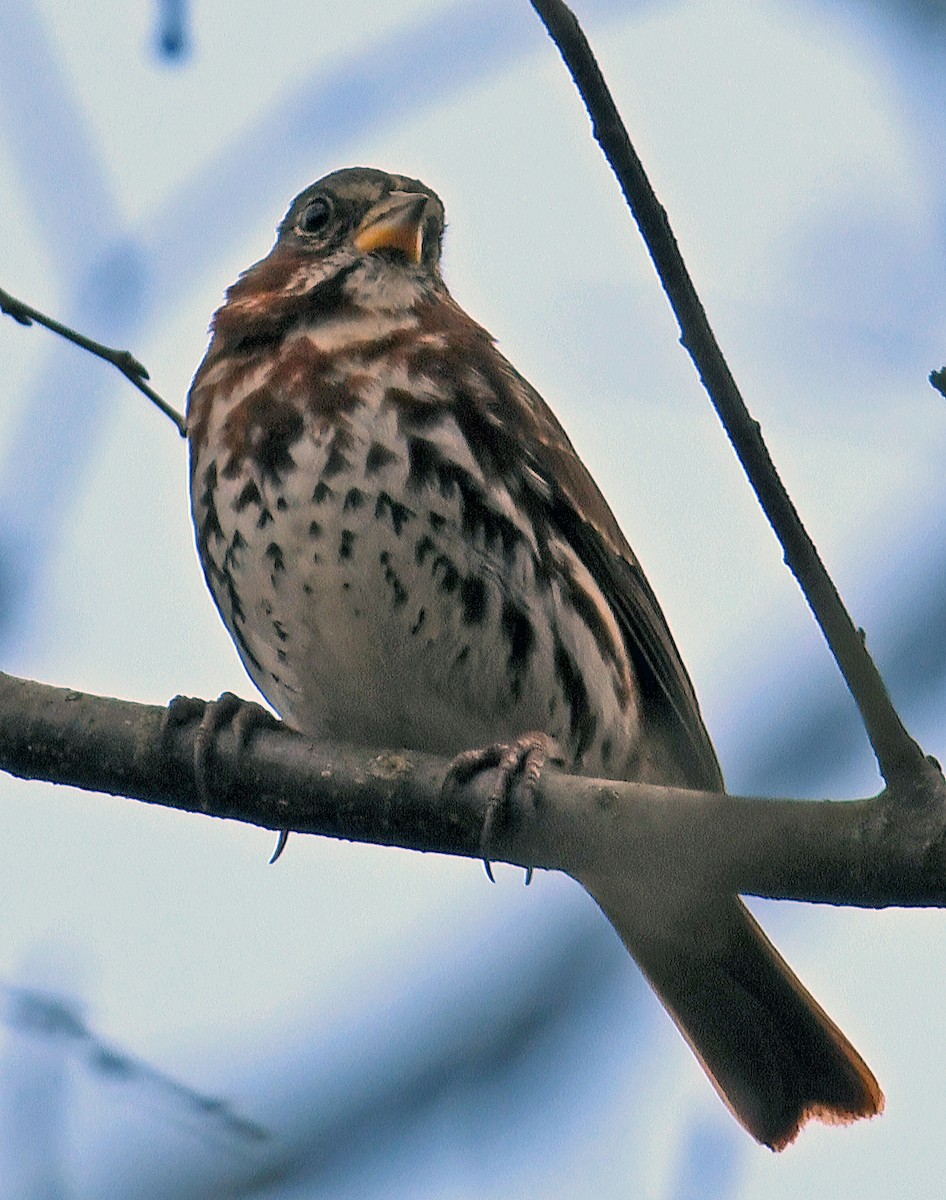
[443,732,562,883]
[162,692,280,823]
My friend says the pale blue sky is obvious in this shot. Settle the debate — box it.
[1,1,944,1196]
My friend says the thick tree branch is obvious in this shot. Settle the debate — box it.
[528,0,925,789]
[3,670,946,907]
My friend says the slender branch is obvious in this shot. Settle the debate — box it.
[0,285,187,436]
[2,670,946,907]
[528,0,926,788]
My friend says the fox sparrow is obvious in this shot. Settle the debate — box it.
[186,167,882,1148]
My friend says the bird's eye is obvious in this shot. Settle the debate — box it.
[298,196,333,235]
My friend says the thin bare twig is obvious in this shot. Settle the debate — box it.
[528,0,927,790]
[0,285,187,436]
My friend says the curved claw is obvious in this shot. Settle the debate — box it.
[269,830,290,864]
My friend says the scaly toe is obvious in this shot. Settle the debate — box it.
[168,691,278,815]
[193,692,244,811]
[442,732,562,882]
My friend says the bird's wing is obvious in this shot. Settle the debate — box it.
[483,343,722,792]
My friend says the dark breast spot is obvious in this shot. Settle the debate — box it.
[405,435,441,494]
[385,385,447,430]
[264,542,285,572]
[378,550,409,607]
[459,575,488,625]
[375,491,415,536]
[500,600,534,674]
[365,441,400,475]
[339,530,356,560]
[322,429,353,479]
[415,534,435,566]
[224,572,245,623]
[343,487,365,511]
[302,378,363,420]
[197,461,225,547]
[221,388,305,485]
[433,554,459,594]
[234,478,262,512]
[222,539,242,573]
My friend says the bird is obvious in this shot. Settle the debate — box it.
[186,166,883,1150]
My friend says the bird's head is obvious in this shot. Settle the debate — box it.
[212,168,448,340]
[278,167,445,277]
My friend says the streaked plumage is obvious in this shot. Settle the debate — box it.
[187,167,882,1148]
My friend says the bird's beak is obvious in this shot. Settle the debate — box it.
[352,192,429,263]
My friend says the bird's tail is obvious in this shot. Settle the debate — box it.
[580,876,883,1150]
